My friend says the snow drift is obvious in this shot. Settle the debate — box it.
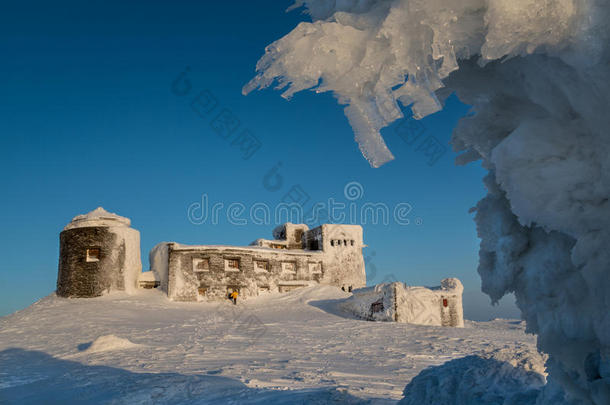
[82,335,141,354]
[245,1,610,403]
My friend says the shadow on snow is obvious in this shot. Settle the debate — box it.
[0,348,373,405]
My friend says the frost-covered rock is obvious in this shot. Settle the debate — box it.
[341,279,464,327]
[247,1,610,402]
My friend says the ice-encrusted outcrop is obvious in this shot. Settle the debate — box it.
[246,1,610,403]
[399,348,549,405]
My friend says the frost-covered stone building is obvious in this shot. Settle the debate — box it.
[341,279,464,327]
[55,209,461,328]
[57,207,142,297]
[150,223,366,301]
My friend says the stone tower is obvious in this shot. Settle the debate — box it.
[57,207,142,297]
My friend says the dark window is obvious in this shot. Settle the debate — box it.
[371,300,384,313]
[282,262,296,272]
[86,248,100,262]
[225,259,240,271]
[193,258,210,272]
[309,262,322,273]
[255,261,269,271]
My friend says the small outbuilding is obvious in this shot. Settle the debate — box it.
[340,278,464,327]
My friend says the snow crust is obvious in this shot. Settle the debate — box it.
[63,207,130,230]
[0,288,536,403]
[246,1,610,403]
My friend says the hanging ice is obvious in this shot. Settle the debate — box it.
[245,1,610,404]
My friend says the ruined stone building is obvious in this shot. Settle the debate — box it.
[150,223,366,301]
[56,207,142,297]
[56,208,463,327]
[57,209,365,300]
[340,278,465,327]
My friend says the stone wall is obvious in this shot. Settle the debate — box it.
[318,224,366,290]
[167,245,324,301]
[57,227,120,297]
[161,223,367,301]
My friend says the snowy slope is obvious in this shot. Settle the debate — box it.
[0,287,541,404]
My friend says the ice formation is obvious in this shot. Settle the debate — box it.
[246,1,610,403]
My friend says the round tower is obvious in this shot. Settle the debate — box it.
[57,207,142,297]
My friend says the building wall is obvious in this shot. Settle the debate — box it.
[167,245,325,301]
[271,223,309,249]
[439,295,462,327]
[163,223,367,301]
[317,224,366,290]
[57,227,120,297]
[341,280,464,327]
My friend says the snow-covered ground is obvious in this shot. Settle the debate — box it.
[0,286,542,404]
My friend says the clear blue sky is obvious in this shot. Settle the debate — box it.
[0,0,518,319]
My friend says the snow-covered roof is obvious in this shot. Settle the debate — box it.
[169,243,324,255]
[276,280,314,286]
[251,238,289,246]
[138,271,158,282]
[64,207,131,230]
